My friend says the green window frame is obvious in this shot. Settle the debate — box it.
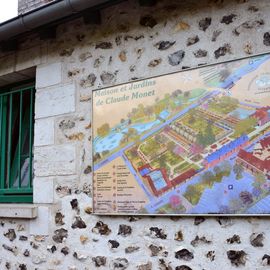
[0,84,35,203]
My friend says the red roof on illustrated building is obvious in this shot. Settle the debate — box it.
[260,136,270,149]
[238,149,270,173]
[171,168,197,186]
[252,106,270,120]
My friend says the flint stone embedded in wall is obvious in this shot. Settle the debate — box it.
[262,254,270,266]
[154,41,176,50]
[193,49,208,58]
[263,32,270,46]
[118,224,132,236]
[175,249,194,261]
[52,228,68,243]
[233,19,264,36]
[211,30,222,42]
[110,258,129,270]
[92,221,111,235]
[174,230,184,241]
[55,212,65,226]
[23,249,30,257]
[92,256,107,267]
[4,229,16,241]
[125,246,140,253]
[221,14,237,24]
[198,17,211,31]
[190,235,212,247]
[71,216,87,229]
[149,227,167,239]
[227,234,241,244]
[250,233,264,247]
[227,250,247,266]
[158,258,172,270]
[100,71,117,85]
[168,50,185,66]
[175,266,192,270]
[137,262,152,270]
[2,244,18,255]
[194,217,205,225]
[96,42,113,49]
[61,246,70,255]
[109,240,120,249]
[186,35,199,46]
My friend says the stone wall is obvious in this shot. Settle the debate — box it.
[18,0,55,14]
[1,0,270,269]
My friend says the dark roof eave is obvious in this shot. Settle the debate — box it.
[0,0,122,43]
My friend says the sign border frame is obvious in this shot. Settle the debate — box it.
[92,51,270,216]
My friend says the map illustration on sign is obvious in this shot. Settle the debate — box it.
[93,53,270,215]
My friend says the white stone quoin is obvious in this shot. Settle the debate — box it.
[34,117,55,146]
[34,144,76,177]
[35,83,76,119]
[36,62,62,88]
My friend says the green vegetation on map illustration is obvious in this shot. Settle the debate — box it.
[97,123,110,137]
[208,96,239,115]
[232,117,257,138]
[184,161,232,205]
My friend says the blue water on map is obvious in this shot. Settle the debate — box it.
[247,195,270,214]
[159,110,170,120]
[123,120,161,134]
[148,170,167,191]
[229,107,255,120]
[189,170,255,214]
[94,119,161,153]
[95,132,124,153]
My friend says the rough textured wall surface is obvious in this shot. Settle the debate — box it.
[18,0,55,14]
[1,0,270,269]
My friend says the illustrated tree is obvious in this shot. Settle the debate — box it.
[164,93,171,100]
[204,122,215,145]
[93,152,101,162]
[239,191,253,205]
[154,134,162,143]
[219,68,231,82]
[221,161,232,177]
[171,89,182,98]
[201,171,215,187]
[167,141,176,152]
[159,157,167,170]
[213,166,223,182]
[145,105,154,119]
[233,163,244,180]
[97,123,110,137]
[253,173,267,190]
[188,113,196,124]
[122,128,138,143]
[101,150,109,157]
[256,173,267,185]
[184,91,190,98]
[229,198,243,213]
[252,187,262,198]
[233,117,257,137]
[184,185,201,205]
[196,132,207,147]
[154,102,166,115]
